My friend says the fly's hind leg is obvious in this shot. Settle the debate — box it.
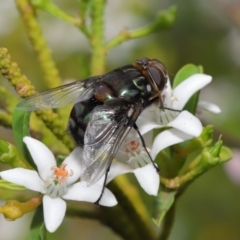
[133,123,159,172]
[94,165,111,206]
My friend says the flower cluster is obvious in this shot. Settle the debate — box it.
[0,73,216,232]
[0,137,117,232]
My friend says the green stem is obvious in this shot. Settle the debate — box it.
[108,176,156,240]
[161,142,230,189]
[90,0,106,75]
[67,203,144,240]
[0,113,12,128]
[158,202,176,240]
[0,85,19,111]
[106,6,177,50]
[32,0,79,25]
[16,0,62,88]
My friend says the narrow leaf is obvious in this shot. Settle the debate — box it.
[30,206,46,240]
[12,109,35,167]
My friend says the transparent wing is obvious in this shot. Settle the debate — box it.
[81,100,143,186]
[16,78,97,111]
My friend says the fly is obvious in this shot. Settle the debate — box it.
[16,57,180,204]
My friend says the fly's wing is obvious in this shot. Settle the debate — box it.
[16,77,100,111]
[81,99,143,186]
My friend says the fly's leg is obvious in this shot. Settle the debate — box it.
[159,95,181,113]
[133,123,159,172]
[94,165,111,206]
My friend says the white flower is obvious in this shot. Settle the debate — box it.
[103,74,213,196]
[136,73,212,159]
[197,101,221,114]
[0,137,117,233]
[105,126,199,196]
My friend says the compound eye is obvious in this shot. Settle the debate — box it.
[148,66,167,91]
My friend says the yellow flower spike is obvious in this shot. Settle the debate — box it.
[1,48,74,150]
[0,196,42,221]
[16,0,62,88]
[0,48,36,98]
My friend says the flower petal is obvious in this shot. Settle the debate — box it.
[161,77,173,106]
[0,168,44,193]
[63,182,117,207]
[168,111,202,137]
[137,114,162,134]
[43,195,66,233]
[133,164,160,195]
[23,137,56,181]
[138,105,156,122]
[63,147,82,186]
[106,162,133,183]
[173,74,212,109]
[151,128,196,159]
[197,101,221,114]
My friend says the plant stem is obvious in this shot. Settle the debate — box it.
[16,0,62,88]
[108,176,156,240]
[158,202,176,240]
[90,0,106,75]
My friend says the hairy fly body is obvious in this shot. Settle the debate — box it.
[16,57,173,204]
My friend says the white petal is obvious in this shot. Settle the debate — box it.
[137,115,162,135]
[43,195,66,233]
[63,147,82,186]
[63,182,117,207]
[133,164,160,196]
[151,128,195,159]
[161,77,173,106]
[168,111,202,137]
[0,168,44,193]
[173,74,212,109]
[106,162,133,184]
[23,137,56,181]
[138,105,156,122]
[197,101,221,114]
[115,149,129,163]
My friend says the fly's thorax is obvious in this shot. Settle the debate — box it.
[94,82,116,102]
[107,66,156,101]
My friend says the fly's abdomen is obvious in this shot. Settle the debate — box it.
[67,98,100,146]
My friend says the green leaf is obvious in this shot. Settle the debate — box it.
[152,190,177,226]
[12,109,35,167]
[0,180,26,191]
[173,64,203,114]
[30,206,46,240]
[173,64,203,88]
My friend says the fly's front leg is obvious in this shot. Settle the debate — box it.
[159,93,181,113]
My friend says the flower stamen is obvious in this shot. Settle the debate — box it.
[51,163,73,184]
[124,140,151,169]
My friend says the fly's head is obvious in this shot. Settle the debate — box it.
[134,57,168,95]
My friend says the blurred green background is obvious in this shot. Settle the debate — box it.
[0,0,240,239]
